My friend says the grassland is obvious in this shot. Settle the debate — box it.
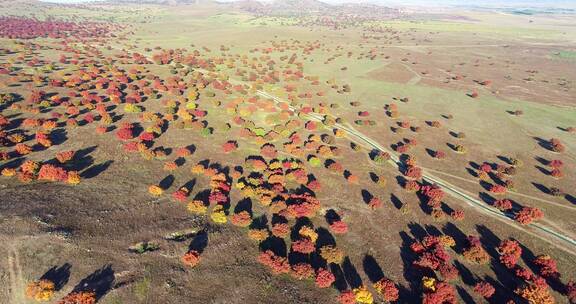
[0,1,575,304]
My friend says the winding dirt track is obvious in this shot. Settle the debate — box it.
[7,242,26,304]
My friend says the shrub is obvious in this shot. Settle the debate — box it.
[116,127,133,141]
[454,144,466,153]
[423,281,457,304]
[1,168,16,177]
[450,210,464,221]
[567,281,576,304]
[182,250,200,267]
[258,250,290,274]
[549,187,563,197]
[549,138,565,153]
[96,125,107,134]
[515,207,544,225]
[172,188,189,203]
[430,121,441,128]
[231,211,252,227]
[292,239,315,254]
[516,283,554,304]
[548,159,563,168]
[148,185,163,196]
[330,221,348,234]
[372,151,390,164]
[550,168,563,179]
[176,147,192,157]
[439,263,459,281]
[434,150,446,159]
[533,255,559,278]
[139,132,155,141]
[271,223,290,238]
[315,268,335,288]
[404,180,420,192]
[187,200,208,215]
[339,290,356,304]
[15,143,33,155]
[474,281,495,298]
[489,184,507,195]
[222,141,238,153]
[404,166,422,179]
[56,151,75,163]
[373,279,399,302]
[26,279,55,301]
[463,236,489,265]
[494,199,512,211]
[320,245,344,264]
[368,197,382,210]
[298,226,318,243]
[38,164,68,182]
[308,156,321,167]
[498,239,522,268]
[67,171,81,185]
[57,291,96,304]
[261,144,277,158]
[346,173,359,184]
[291,263,314,280]
[248,228,269,242]
[210,205,227,224]
[163,161,178,171]
[353,286,374,304]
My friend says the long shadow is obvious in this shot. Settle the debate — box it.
[362,254,384,283]
[72,264,114,301]
[519,242,565,294]
[533,136,553,151]
[566,194,576,205]
[342,257,362,289]
[51,128,68,146]
[290,217,314,241]
[159,174,175,190]
[456,286,477,304]
[532,182,550,195]
[478,192,496,206]
[476,225,519,302]
[40,263,71,291]
[442,222,469,254]
[181,178,197,193]
[360,189,373,205]
[535,165,550,176]
[330,264,348,291]
[398,231,420,295]
[454,260,475,286]
[466,168,479,178]
[534,156,549,166]
[249,214,268,230]
[260,236,287,257]
[234,197,252,215]
[188,230,208,253]
[81,160,113,179]
[390,193,403,209]
[315,227,336,249]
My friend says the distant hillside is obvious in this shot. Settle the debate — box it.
[233,0,399,18]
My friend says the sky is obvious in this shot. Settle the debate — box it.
[38,0,576,9]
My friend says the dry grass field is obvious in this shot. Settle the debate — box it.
[0,0,575,303]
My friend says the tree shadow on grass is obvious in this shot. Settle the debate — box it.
[72,264,114,301]
[40,263,71,291]
[188,230,208,254]
[362,254,384,283]
[81,160,113,179]
[342,257,362,289]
